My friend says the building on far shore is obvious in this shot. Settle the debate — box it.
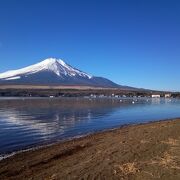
[165,94,171,98]
[152,94,160,98]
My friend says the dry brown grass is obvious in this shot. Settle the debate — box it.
[115,162,140,175]
[161,138,179,146]
[140,139,149,144]
[149,151,180,170]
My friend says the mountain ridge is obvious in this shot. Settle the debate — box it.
[0,58,123,88]
[0,58,92,79]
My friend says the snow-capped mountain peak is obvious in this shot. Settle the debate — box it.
[0,58,92,80]
[0,57,119,88]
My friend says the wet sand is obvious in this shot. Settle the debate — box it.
[0,119,180,180]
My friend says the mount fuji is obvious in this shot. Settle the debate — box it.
[0,58,121,88]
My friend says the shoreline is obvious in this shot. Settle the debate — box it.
[0,118,177,161]
[0,118,180,179]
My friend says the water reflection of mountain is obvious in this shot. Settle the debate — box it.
[1,98,180,155]
[0,98,133,136]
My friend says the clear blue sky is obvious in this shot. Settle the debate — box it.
[0,0,180,91]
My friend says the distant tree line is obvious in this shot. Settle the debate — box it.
[0,88,179,98]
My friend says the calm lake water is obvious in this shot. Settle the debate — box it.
[0,97,180,156]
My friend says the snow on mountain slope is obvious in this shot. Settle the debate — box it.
[0,57,120,87]
[0,58,92,80]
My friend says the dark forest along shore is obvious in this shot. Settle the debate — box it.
[0,97,180,157]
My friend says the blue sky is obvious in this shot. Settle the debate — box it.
[0,0,180,91]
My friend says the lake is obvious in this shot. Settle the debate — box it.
[0,97,180,157]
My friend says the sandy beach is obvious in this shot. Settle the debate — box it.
[0,119,180,180]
